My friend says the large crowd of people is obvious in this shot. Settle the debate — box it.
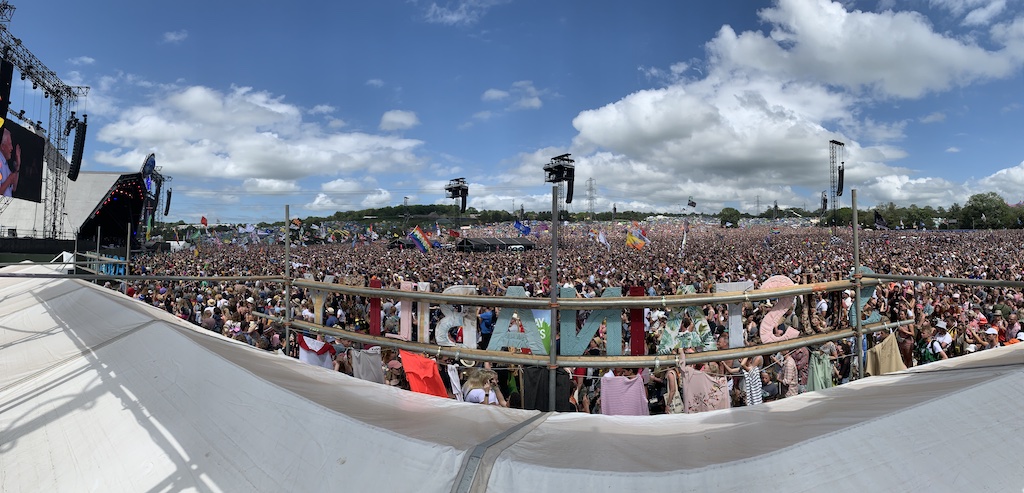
[118,221,1024,414]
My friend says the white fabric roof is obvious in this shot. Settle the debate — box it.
[2,263,1023,492]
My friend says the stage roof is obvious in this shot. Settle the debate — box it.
[1,171,126,239]
[2,264,1023,492]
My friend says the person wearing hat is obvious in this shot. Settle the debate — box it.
[325,307,339,328]
[981,326,1001,350]
[933,319,952,353]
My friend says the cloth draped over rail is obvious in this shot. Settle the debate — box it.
[866,333,908,376]
[600,375,649,416]
[522,366,575,412]
[399,350,449,398]
[350,349,385,384]
[742,367,763,406]
[807,351,833,392]
[297,335,335,369]
[679,364,730,413]
[447,364,464,402]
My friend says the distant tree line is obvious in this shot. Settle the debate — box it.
[154,192,1024,236]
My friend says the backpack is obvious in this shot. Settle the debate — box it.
[915,339,939,364]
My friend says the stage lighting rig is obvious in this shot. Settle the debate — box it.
[0,2,90,237]
[0,1,14,23]
[445,177,469,213]
[543,153,575,203]
[64,111,78,136]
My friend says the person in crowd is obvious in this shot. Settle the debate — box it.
[464,368,507,406]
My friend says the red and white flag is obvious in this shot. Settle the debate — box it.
[297,334,336,369]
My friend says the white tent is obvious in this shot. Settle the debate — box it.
[2,263,1023,492]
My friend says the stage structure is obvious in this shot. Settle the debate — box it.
[72,155,170,251]
[138,153,169,242]
[445,177,468,228]
[828,139,845,225]
[0,1,90,238]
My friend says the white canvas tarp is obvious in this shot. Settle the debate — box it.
[2,263,1023,492]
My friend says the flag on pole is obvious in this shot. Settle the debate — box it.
[598,230,610,251]
[634,228,650,245]
[408,225,432,253]
[201,216,208,227]
[625,231,645,250]
[513,220,531,236]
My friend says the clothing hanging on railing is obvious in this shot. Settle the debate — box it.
[600,375,649,416]
[807,351,833,392]
[350,349,384,384]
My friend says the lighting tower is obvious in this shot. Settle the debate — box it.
[445,177,468,228]
[544,154,574,223]
[829,139,845,226]
[542,153,575,410]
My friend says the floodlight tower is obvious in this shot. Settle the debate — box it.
[829,139,845,226]
[542,153,574,409]
[445,177,468,228]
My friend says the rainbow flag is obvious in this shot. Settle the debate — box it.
[408,225,432,253]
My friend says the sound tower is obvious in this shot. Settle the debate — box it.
[69,115,87,181]
[0,59,13,123]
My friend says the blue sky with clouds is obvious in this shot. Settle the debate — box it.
[6,0,1024,223]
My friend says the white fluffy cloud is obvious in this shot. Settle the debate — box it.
[361,189,392,208]
[94,85,425,182]
[558,0,1024,210]
[707,0,1024,98]
[379,110,420,131]
[242,178,299,192]
[977,161,1024,198]
[482,89,509,101]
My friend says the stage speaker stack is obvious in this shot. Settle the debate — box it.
[68,115,87,181]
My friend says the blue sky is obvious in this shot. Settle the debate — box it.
[6,0,1024,224]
